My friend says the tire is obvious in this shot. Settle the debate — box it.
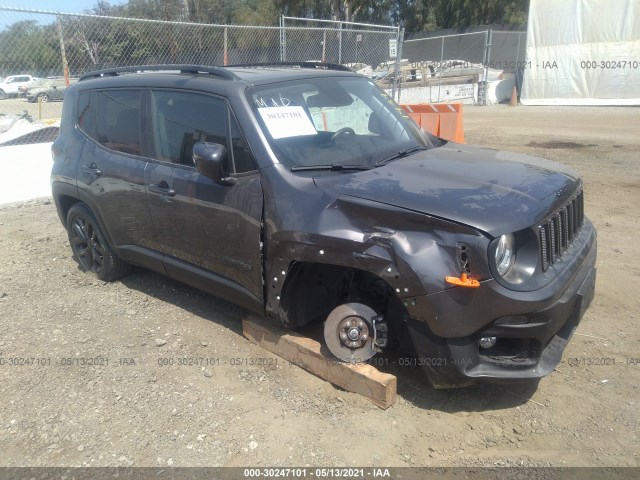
[38,93,49,103]
[66,203,131,282]
[0,90,6,100]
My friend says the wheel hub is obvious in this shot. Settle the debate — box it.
[339,316,369,348]
[324,303,377,362]
[347,327,360,341]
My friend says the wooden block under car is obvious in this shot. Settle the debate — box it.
[242,315,397,409]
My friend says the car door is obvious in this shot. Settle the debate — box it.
[5,76,19,94]
[16,76,30,92]
[145,89,264,300]
[75,89,158,263]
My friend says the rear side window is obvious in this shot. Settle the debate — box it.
[96,90,141,156]
[77,90,141,156]
[77,92,96,139]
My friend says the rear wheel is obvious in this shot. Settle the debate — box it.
[0,90,6,100]
[38,93,49,103]
[66,203,130,282]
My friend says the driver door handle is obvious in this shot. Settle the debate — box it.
[147,181,176,197]
[81,163,102,176]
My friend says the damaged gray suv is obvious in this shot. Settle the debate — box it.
[51,63,597,388]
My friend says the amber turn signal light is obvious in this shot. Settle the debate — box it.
[445,272,480,288]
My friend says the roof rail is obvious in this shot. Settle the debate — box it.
[79,64,239,82]
[227,62,354,72]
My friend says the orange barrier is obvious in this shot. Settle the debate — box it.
[400,103,465,143]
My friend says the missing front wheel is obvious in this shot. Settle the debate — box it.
[324,303,387,363]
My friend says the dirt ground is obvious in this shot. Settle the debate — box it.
[0,106,638,468]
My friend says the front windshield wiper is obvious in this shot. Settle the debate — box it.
[375,146,428,166]
[290,164,372,172]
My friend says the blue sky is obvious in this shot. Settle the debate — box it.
[0,1,129,29]
[0,1,128,14]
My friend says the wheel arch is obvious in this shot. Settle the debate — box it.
[274,259,418,355]
[52,183,118,251]
[264,229,430,322]
[277,261,397,327]
[55,194,80,226]
[52,181,81,227]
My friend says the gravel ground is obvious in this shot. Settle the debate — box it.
[0,106,638,468]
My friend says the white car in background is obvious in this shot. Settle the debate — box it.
[0,75,39,99]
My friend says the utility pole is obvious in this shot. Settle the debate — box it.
[56,16,70,87]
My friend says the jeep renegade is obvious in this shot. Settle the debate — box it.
[51,64,597,388]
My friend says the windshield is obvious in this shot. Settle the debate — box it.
[247,76,434,170]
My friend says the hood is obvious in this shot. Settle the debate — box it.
[313,143,582,237]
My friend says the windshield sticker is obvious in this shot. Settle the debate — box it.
[255,97,291,108]
[258,106,317,139]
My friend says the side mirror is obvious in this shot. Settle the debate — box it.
[193,142,237,186]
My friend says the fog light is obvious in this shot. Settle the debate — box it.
[479,336,497,349]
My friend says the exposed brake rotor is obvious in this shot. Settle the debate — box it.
[324,303,378,363]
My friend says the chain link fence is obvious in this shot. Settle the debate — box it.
[0,7,401,145]
[281,17,402,80]
[400,29,526,105]
[0,5,527,146]
[281,17,404,110]
[401,32,488,104]
[280,17,404,109]
[490,30,528,101]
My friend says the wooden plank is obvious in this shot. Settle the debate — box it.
[242,315,397,409]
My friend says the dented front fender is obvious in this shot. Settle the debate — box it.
[261,168,490,321]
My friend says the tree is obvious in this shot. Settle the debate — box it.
[430,0,529,29]
[85,0,530,30]
[234,0,279,25]
[347,0,528,29]
[0,20,59,76]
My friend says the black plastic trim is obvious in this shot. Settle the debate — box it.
[51,181,80,226]
[163,255,264,315]
[116,245,166,275]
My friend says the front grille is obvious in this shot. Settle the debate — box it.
[539,190,584,271]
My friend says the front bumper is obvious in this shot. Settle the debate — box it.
[406,222,597,388]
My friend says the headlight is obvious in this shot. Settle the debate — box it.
[495,234,515,276]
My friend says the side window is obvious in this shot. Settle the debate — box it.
[151,90,226,168]
[96,90,141,156]
[229,114,256,173]
[77,92,97,140]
